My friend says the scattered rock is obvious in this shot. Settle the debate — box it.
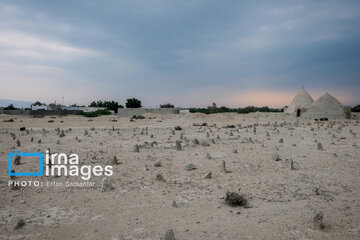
[153,162,162,167]
[59,130,65,138]
[112,156,118,165]
[286,159,295,170]
[175,141,182,151]
[317,143,323,150]
[278,138,284,143]
[313,186,321,195]
[309,210,324,230]
[164,229,175,240]
[220,160,231,173]
[3,119,14,122]
[14,156,21,165]
[101,178,114,192]
[185,163,197,171]
[204,172,212,179]
[16,140,21,147]
[156,174,166,182]
[272,153,281,161]
[192,138,200,145]
[133,144,140,152]
[13,219,25,230]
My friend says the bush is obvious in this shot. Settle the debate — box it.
[189,105,281,114]
[89,100,123,113]
[352,105,360,112]
[78,109,111,117]
[4,104,17,110]
[160,103,174,108]
[126,98,142,108]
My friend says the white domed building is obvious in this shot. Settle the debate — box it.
[284,87,314,117]
[285,88,351,119]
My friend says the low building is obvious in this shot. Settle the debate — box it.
[285,88,351,119]
[302,93,351,119]
[284,87,314,116]
[31,104,48,110]
[77,107,107,113]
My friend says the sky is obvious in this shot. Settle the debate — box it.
[0,0,359,108]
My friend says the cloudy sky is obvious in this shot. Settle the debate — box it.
[0,0,359,107]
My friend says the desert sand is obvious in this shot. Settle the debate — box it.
[0,112,359,240]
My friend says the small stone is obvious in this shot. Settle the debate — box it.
[175,141,182,151]
[204,172,212,179]
[278,138,284,143]
[156,174,165,182]
[14,156,21,165]
[220,160,231,173]
[134,144,140,152]
[164,229,175,240]
[317,143,323,150]
[200,141,210,147]
[192,138,200,145]
[233,149,238,153]
[13,219,25,230]
[140,164,149,171]
[272,153,281,161]
[313,186,321,195]
[153,162,162,167]
[185,163,197,171]
[112,156,118,165]
[16,140,21,147]
[309,210,324,230]
[59,130,65,138]
[101,178,114,192]
[206,153,212,159]
[286,159,295,170]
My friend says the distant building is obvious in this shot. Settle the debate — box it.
[77,107,107,112]
[31,104,48,110]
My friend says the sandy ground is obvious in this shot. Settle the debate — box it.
[0,112,359,240]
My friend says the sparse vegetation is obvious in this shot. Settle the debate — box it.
[32,101,45,106]
[160,103,174,108]
[78,109,111,117]
[190,105,282,114]
[352,105,360,112]
[89,101,123,113]
[126,98,142,108]
[4,104,17,110]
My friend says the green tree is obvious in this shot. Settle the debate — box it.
[352,105,360,112]
[160,103,174,108]
[32,101,44,106]
[126,98,142,108]
[4,104,17,110]
[88,100,123,113]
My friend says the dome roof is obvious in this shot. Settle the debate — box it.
[285,87,314,114]
[302,92,346,119]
